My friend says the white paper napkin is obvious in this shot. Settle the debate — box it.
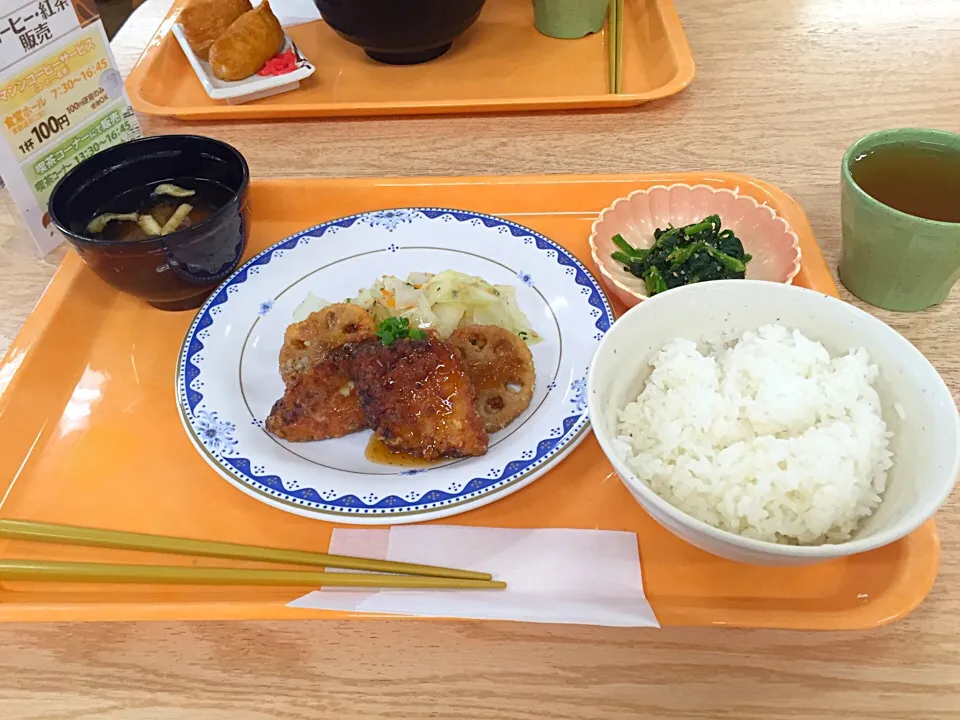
[288,526,660,627]
[253,0,322,28]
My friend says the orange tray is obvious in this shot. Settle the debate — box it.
[125,0,694,120]
[0,173,938,627]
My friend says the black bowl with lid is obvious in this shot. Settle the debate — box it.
[48,135,249,311]
[314,0,487,65]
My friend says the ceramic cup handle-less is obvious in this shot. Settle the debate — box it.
[533,0,608,39]
[839,128,960,312]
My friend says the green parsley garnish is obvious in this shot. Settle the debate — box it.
[375,316,426,346]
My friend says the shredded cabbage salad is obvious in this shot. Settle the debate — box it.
[292,270,541,344]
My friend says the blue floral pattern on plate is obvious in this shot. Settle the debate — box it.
[193,409,238,455]
[569,376,588,413]
[364,209,416,231]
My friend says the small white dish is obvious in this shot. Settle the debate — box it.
[588,280,959,566]
[172,24,315,105]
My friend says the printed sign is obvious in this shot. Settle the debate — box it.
[0,0,141,254]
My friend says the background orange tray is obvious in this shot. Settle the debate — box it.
[125,0,694,120]
[0,173,938,627]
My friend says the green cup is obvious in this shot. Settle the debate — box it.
[840,128,960,312]
[533,0,608,39]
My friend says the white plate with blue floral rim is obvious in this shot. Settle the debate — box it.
[176,207,614,524]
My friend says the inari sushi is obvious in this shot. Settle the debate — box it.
[209,1,285,81]
[179,0,252,60]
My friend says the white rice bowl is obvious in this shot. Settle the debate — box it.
[588,280,959,566]
[615,324,893,545]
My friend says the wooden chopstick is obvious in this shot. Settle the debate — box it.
[608,0,618,94]
[615,0,624,93]
[0,519,491,581]
[0,560,506,589]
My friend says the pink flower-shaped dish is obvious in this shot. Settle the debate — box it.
[589,184,802,307]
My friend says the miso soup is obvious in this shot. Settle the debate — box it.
[84,177,234,242]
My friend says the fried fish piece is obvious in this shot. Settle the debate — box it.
[265,355,368,442]
[279,303,377,386]
[267,304,375,443]
[209,0,285,82]
[350,337,488,460]
[448,325,536,433]
[178,0,252,60]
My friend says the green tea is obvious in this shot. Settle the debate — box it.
[850,143,960,223]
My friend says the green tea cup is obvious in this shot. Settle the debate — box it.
[839,128,960,312]
[533,0,608,39]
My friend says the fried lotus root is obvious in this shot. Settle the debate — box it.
[265,356,368,442]
[278,303,376,385]
[448,325,536,433]
[178,0,252,60]
[209,0,285,81]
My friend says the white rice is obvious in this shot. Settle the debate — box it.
[616,324,893,545]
